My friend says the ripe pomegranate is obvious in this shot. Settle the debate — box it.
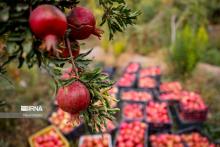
[67,6,103,40]
[56,81,90,114]
[60,41,80,58]
[49,41,80,58]
[29,5,67,52]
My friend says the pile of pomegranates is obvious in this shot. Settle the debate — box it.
[79,134,111,147]
[124,62,140,74]
[139,66,161,78]
[116,121,147,147]
[160,81,182,93]
[122,103,144,120]
[138,76,157,89]
[31,127,68,147]
[121,89,153,102]
[48,108,75,134]
[178,91,208,121]
[181,132,216,147]
[150,134,184,147]
[146,101,170,124]
[117,73,136,87]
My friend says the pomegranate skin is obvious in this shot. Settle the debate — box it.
[56,81,90,114]
[67,6,103,40]
[29,5,67,51]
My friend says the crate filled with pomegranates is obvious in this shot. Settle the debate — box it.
[149,133,185,147]
[78,134,112,147]
[28,125,69,147]
[139,66,161,82]
[160,81,182,93]
[137,76,159,89]
[114,121,148,147]
[155,91,181,104]
[173,104,204,130]
[121,102,145,121]
[48,108,86,139]
[145,101,173,132]
[120,88,153,102]
[117,73,137,89]
[178,91,208,121]
[177,127,218,147]
[124,62,141,74]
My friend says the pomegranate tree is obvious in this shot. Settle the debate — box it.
[0,0,139,132]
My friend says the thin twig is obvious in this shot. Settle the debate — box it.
[64,37,79,78]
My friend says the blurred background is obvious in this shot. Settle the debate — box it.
[1,0,220,146]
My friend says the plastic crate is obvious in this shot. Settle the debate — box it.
[28,125,69,147]
[173,104,204,130]
[114,120,148,147]
[139,66,161,80]
[78,134,112,147]
[148,132,185,147]
[121,101,145,121]
[117,73,137,89]
[47,107,86,140]
[176,127,218,147]
[178,104,208,122]
[119,88,154,102]
[124,62,141,74]
[137,76,159,90]
[145,101,173,133]
[154,90,180,105]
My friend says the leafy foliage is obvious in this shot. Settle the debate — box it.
[201,48,220,66]
[169,25,208,77]
[99,0,141,39]
[0,0,138,132]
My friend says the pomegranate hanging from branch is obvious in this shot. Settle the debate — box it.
[0,0,140,132]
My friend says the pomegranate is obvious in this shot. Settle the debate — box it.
[29,5,67,52]
[49,41,80,58]
[56,81,90,114]
[67,6,103,40]
[60,41,80,58]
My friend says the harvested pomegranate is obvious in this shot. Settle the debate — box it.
[181,132,216,147]
[116,121,147,147]
[56,81,90,115]
[31,127,68,147]
[160,81,182,93]
[79,134,111,147]
[67,6,103,40]
[49,108,75,134]
[138,77,157,88]
[122,103,144,120]
[180,91,207,112]
[146,101,170,124]
[139,66,161,77]
[150,134,184,147]
[160,92,180,101]
[117,73,136,87]
[121,90,152,102]
[29,5,67,52]
[125,62,140,73]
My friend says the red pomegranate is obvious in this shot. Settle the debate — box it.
[29,5,67,52]
[56,81,90,114]
[67,6,103,40]
[60,41,80,58]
